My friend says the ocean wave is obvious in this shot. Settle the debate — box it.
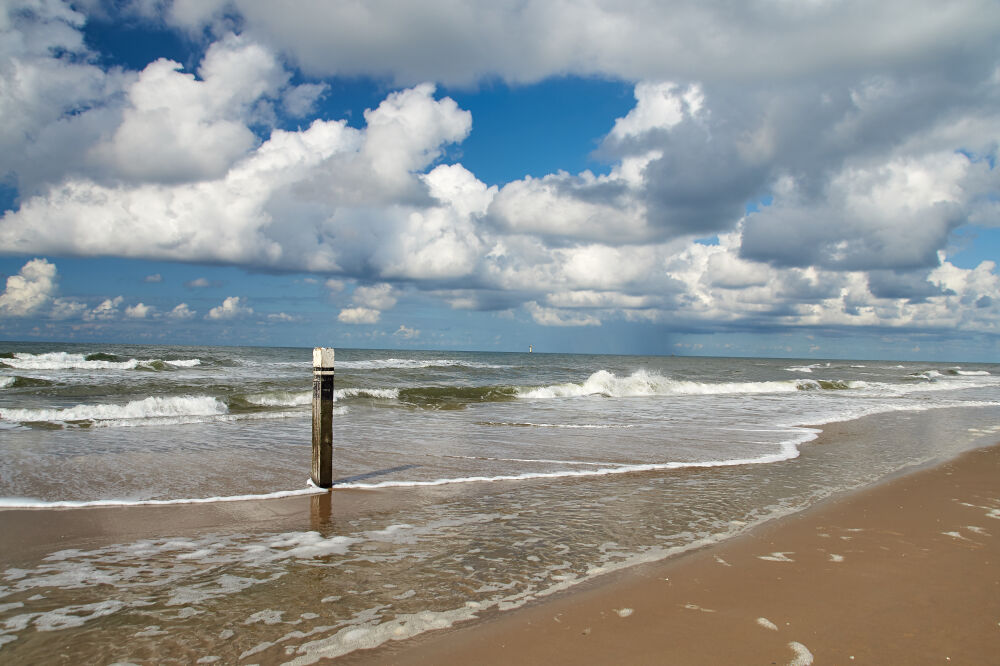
[0,485,326,509]
[0,375,53,389]
[785,363,832,373]
[518,369,806,399]
[237,387,403,407]
[89,408,315,429]
[240,390,313,408]
[336,437,813,489]
[0,395,227,425]
[397,385,518,409]
[336,358,509,371]
[475,421,635,429]
[164,359,202,368]
[795,379,867,391]
[1,352,201,371]
[336,387,401,400]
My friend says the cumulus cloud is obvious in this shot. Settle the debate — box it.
[0,1,997,344]
[206,296,253,320]
[125,302,154,319]
[85,296,124,321]
[352,283,398,310]
[50,298,88,320]
[0,258,57,316]
[158,0,1000,87]
[393,324,420,339]
[0,76,474,274]
[168,303,196,319]
[338,307,380,324]
[282,82,328,117]
[740,153,975,271]
[88,34,288,184]
[525,301,602,327]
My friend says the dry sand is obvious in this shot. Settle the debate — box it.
[339,443,1000,665]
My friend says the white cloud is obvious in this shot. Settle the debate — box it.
[282,82,328,117]
[88,33,288,184]
[338,307,380,324]
[85,296,124,321]
[352,283,397,310]
[168,303,196,319]
[144,273,163,283]
[741,152,976,271]
[0,78,473,274]
[0,258,57,316]
[50,297,87,320]
[0,2,997,344]
[206,296,253,320]
[525,301,602,327]
[267,312,298,322]
[609,82,703,141]
[125,302,154,319]
[159,1,1000,87]
[393,324,420,339]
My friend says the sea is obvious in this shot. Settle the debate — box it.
[1,341,998,662]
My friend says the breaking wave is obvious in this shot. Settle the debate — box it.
[336,358,509,371]
[0,352,201,371]
[518,369,807,399]
[0,395,227,426]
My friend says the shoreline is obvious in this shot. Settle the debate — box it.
[337,441,1000,664]
[1,409,998,663]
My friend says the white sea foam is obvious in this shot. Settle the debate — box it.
[165,359,202,368]
[0,395,227,424]
[3,352,140,370]
[0,376,14,388]
[336,358,508,371]
[756,617,779,631]
[519,369,804,399]
[334,387,400,400]
[450,455,626,467]
[788,641,814,666]
[0,486,326,509]
[955,370,990,376]
[476,421,634,429]
[337,437,811,489]
[244,391,312,407]
[2,352,200,371]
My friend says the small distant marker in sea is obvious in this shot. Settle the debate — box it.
[529,345,533,353]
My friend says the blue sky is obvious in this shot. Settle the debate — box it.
[0,1,998,361]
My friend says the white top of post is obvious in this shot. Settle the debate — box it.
[313,347,335,369]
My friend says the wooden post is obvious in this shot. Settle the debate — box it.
[312,347,335,488]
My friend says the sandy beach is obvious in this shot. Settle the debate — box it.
[339,442,1000,665]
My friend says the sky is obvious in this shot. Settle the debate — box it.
[0,0,998,361]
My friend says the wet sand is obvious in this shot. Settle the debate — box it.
[340,443,1000,665]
